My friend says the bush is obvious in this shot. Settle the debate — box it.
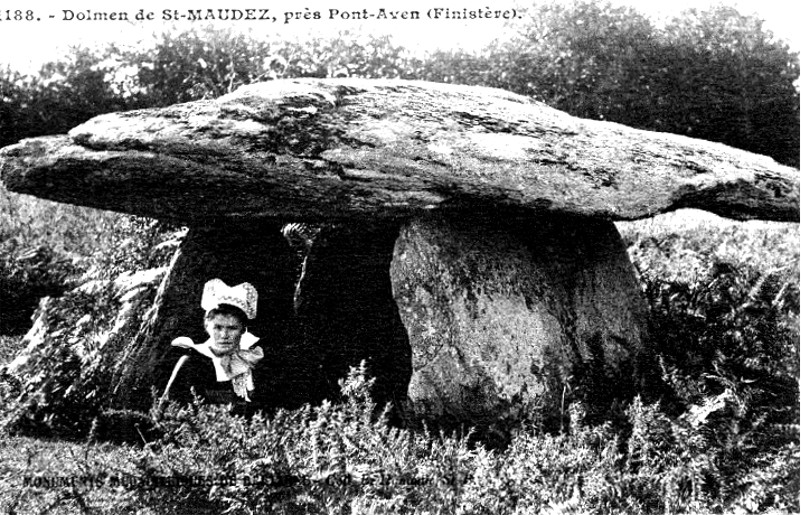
[124,359,798,515]
[5,347,798,514]
[0,186,182,336]
[0,241,78,334]
[0,335,20,365]
[0,194,181,437]
[1,284,128,437]
[130,363,486,514]
[620,211,800,513]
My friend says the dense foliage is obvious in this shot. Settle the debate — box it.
[3,353,798,514]
[0,189,178,335]
[0,49,146,148]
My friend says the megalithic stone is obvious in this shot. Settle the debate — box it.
[390,212,649,433]
[0,79,796,434]
[1,79,797,224]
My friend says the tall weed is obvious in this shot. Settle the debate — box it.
[620,209,800,513]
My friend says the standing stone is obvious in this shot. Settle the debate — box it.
[294,222,412,420]
[518,216,651,415]
[390,213,649,432]
[109,221,300,412]
[558,219,650,381]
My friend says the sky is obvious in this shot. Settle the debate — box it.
[0,0,798,72]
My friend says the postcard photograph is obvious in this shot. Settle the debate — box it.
[0,0,798,513]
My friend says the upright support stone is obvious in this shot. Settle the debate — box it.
[109,221,299,412]
[294,222,412,419]
[517,217,651,413]
[555,219,650,380]
[390,214,572,430]
[390,213,649,432]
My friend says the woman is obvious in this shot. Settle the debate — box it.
[160,279,264,413]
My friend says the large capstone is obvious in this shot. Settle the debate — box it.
[1,79,797,224]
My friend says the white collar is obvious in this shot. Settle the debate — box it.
[193,331,260,381]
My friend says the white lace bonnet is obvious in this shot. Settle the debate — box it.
[201,278,258,320]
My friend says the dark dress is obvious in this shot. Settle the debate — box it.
[165,344,265,415]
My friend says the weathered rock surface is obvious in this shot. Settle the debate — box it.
[1,79,797,223]
[390,213,649,429]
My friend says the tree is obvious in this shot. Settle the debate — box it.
[118,27,416,106]
[121,28,271,105]
[0,48,138,148]
[653,6,799,166]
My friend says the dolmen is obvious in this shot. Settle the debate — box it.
[1,79,797,433]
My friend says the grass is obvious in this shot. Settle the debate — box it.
[0,435,140,514]
[2,363,797,514]
[0,335,21,365]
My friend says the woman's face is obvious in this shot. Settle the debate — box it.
[205,313,245,352]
